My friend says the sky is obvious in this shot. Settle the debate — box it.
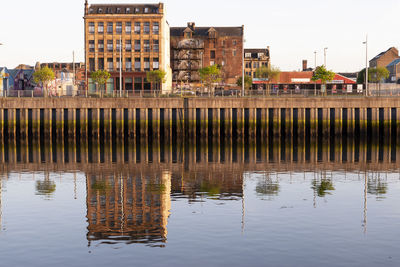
[1,0,399,72]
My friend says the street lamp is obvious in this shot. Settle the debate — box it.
[324,47,328,67]
[363,35,368,96]
[314,51,317,96]
[242,25,245,97]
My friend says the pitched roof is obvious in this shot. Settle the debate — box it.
[370,47,398,62]
[170,27,243,37]
[267,71,356,84]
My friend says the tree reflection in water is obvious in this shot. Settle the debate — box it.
[255,173,280,200]
[35,173,56,200]
[367,173,388,200]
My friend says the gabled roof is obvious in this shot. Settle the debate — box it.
[171,27,243,37]
[261,71,356,84]
[370,47,398,62]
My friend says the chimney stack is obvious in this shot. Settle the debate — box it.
[187,22,196,31]
[302,60,308,71]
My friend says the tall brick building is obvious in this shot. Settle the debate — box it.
[170,22,244,87]
[83,1,172,93]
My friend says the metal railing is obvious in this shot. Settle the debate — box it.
[2,88,400,98]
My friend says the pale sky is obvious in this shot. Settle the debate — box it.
[1,0,399,72]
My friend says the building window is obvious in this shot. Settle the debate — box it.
[116,22,122,34]
[134,40,141,52]
[89,22,95,34]
[116,8,121,13]
[258,53,264,58]
[245,62,251,68]
[210,61,215,66]
[153,58,159,70]
[125,22,131,33]
[144,7,149,13]
[98,58,104,70]
[98,40,104,52]
[134,22,140,34]
[98,22,104,33]
[89,58,95,72]
[144,22,150,34]
[126,7,131,13]
[135,7,140,13]
[222,40,226,46]
[222,60,225,66]
[144,40,150,52]
[107,22,113,34]
[245,53,251,58]
[233,50,237,57]
[222,50,225,56]
[107,58,113,71]
[153,40,159,52]
[210,50,216,59]
[126,58,132,71]
[116,58,122,70]
[134,58,141,71]
[233,40,237,46]
[126,40,131,52]
[144,58,150,70]
[116,39,121,51]
[89,40,95,52]
[153,22,159,34]
[185,32,192,39]
[107,40,113,52]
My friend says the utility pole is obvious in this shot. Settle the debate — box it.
[242,25,245,97]
[363,35,369,96]
[119,35,122,97]
[73,51,75,86]
[324,47,328,67]
[314,51,317,96]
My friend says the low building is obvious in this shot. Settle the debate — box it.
[8,68,36,90]
[36,62,85,83]
[244,48,270,78]
[170,22,244,88]
[370,47,399,68]
[253,71,356,92]
[386,58,400,83]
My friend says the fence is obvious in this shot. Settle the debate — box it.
[2,88,400,98]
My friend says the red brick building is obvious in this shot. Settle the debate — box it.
[170,22,244,88]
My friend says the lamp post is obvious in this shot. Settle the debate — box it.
[119,35,122,97]
[242,25,245,97]
[363,35,368,96]
[324,47,328,67]
[314,51,317,96]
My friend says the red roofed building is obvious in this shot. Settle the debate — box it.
[253,71,356,92]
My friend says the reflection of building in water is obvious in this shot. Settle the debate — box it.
[171,169,243,201]
[86,171,171,246]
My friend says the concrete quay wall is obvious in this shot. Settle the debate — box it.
[0,97,399,138]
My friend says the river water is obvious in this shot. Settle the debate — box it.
[0,137,399,266]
